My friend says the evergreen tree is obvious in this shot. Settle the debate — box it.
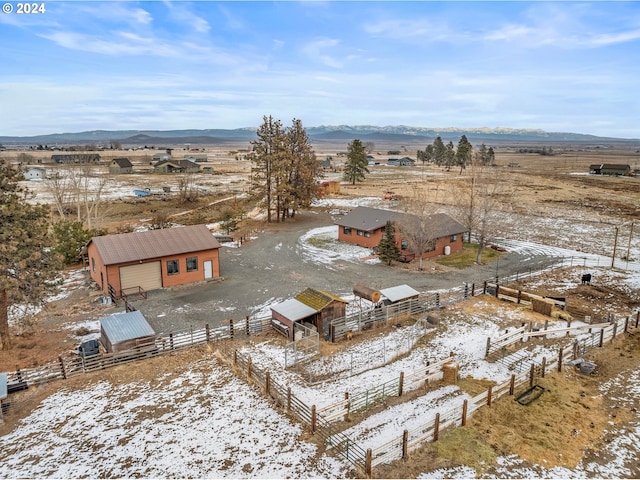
[54,220,100,265]
[433,136,446,166]
[251,115,285,223]
[1,160,62,350]
[377,221,400,266]
[445,141,456,171]
[343,139,369,185]
[456,135,473,173]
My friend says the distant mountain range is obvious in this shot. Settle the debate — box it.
[0,125,636,146]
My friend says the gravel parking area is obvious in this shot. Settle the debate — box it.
[116,208,552,334]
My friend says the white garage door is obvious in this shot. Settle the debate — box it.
[119,261,162,293]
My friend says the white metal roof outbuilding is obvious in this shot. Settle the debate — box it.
[270,298,317,322]
[100,311,155,345]
[379,285,420,303]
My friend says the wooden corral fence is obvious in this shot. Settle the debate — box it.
[284,324,320,367]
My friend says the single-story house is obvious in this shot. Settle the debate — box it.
[154,159,200,173]
[271,288,348,341]
[23,167,47,180]
[152,153,172,162]
[336,206,467,260]
[87,224,221,298]
[100,311,156,353]
[589,164,631,176]
[387,157,415,166]
[184,154,208,162]
[109,157,133,174]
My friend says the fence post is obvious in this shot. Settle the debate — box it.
[402,430,409,459]
[495,281,499,298]
[311,405,316,433]
[566,318,571,337]
[464,283,469,299]
[636,311,639,328]
[233,350,238,366]
[509,374,516,395]
[58,355,67,380]
[624,316,629,333]
[265,371,271,397]
[461,399,468,426]
[398,372,404,397]
[471,283,475,297]
[529,363,535,387]
[245,316,250,336]
[558,347,563,372]
[487,386,493,407]
[599,329,605,347]
[483,281,487,295]
[365,448,373,477]
[287,387,291,412]
[517,290,522,304]
[229,319,234,338]
[330,324,335,343]
[433,413,440,441]
[205,323,210,342]
[169,333,174,351]
[247,356,252,379]
[612,321,618,339]
[436,293,440,308]
[541,357,547,378]
[485,337,491,358]
[344,392,350,422]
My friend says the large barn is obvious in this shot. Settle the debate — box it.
[335,206,467,259]
[87,225,221,299]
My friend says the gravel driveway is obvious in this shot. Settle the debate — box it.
[129,208,554,334]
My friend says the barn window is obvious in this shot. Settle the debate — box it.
[364,231,371,238]
[343,227,352,235]
[401,240,408,250]
[450,234,458,242]
[357,230,364,236]
[186,256,198,272]
[167,259,179,275]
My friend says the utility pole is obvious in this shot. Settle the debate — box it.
[611,226,619,269]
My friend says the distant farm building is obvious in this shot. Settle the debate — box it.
[336,206,467,260]
[589,164,631,176]
[23,167,47,180]
[87,224,221,299]
[109,157,133,174]
[152,153,172,162]
[271,288,348,341]
[51,153,101,164]
[153,159,200,173]
[184,154,208,162]
[387,157,415,166]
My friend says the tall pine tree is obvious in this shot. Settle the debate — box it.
[377,221,400,266]
[343,139,369,185]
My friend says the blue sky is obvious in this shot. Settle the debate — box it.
[1,1,639,138]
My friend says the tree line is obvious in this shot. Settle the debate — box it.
[417,136,495,172]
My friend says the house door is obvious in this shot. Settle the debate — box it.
[204,260,213,279]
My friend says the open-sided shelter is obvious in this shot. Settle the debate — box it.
[87,224,220,298]
[100,311,156,353]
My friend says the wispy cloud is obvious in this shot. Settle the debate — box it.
[301,38,343,68]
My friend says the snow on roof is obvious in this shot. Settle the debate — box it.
[271,298,317,322]
[100,311,155,344]
[380,285,420,303]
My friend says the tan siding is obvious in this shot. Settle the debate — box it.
[119,262,162,293]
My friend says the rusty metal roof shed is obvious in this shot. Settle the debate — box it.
[100,311,155,345]
[88,224,220,265]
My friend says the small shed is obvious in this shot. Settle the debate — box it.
[271,288,348,340]
[23,167,46,180]
[109,157,133,174]
[100,311,156,353]
[380,285,420,304]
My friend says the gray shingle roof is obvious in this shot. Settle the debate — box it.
[89,224,220,265]
[335,207,467,237]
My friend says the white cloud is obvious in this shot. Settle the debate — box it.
[301,38,343,68]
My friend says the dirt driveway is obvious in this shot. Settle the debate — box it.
[113,208,554,335]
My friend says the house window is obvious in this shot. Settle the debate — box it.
[186,256,198,272]
[167,259,179,275]
[451,234,458,242]
[364,231,371,238]
[401,240,408,250]
[91,257,96,272]
[343,227,352,235]
[357,230,364,236]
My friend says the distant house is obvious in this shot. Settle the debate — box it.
[51,153,101,164]
[109,157,133,174]
[86,224,221,298]
[154,159,200,173]
[589,164,631,176]
[387,157,415,166]
[271,288,348,340]
[335,206,467,260]
[184,154,208,163]
[152,153,172,162]
[23,167,47,180]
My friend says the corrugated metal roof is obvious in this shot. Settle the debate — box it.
[271,298,317,322]
[89,224,220,265]
[295,288,347,311]
[0,373,7,400]
[335,207,467,238]
[380,285,420,303]
[100,311,156,344]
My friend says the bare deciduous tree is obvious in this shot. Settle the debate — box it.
[177,173,199,203]
[399,186,443,270]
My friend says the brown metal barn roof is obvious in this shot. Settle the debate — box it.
[89,224,220,265]
[336,206,467,237]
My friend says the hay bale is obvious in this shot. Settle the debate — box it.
[532,298,554,317]
[443,362,459,385]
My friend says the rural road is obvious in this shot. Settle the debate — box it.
[135,209,561,334]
